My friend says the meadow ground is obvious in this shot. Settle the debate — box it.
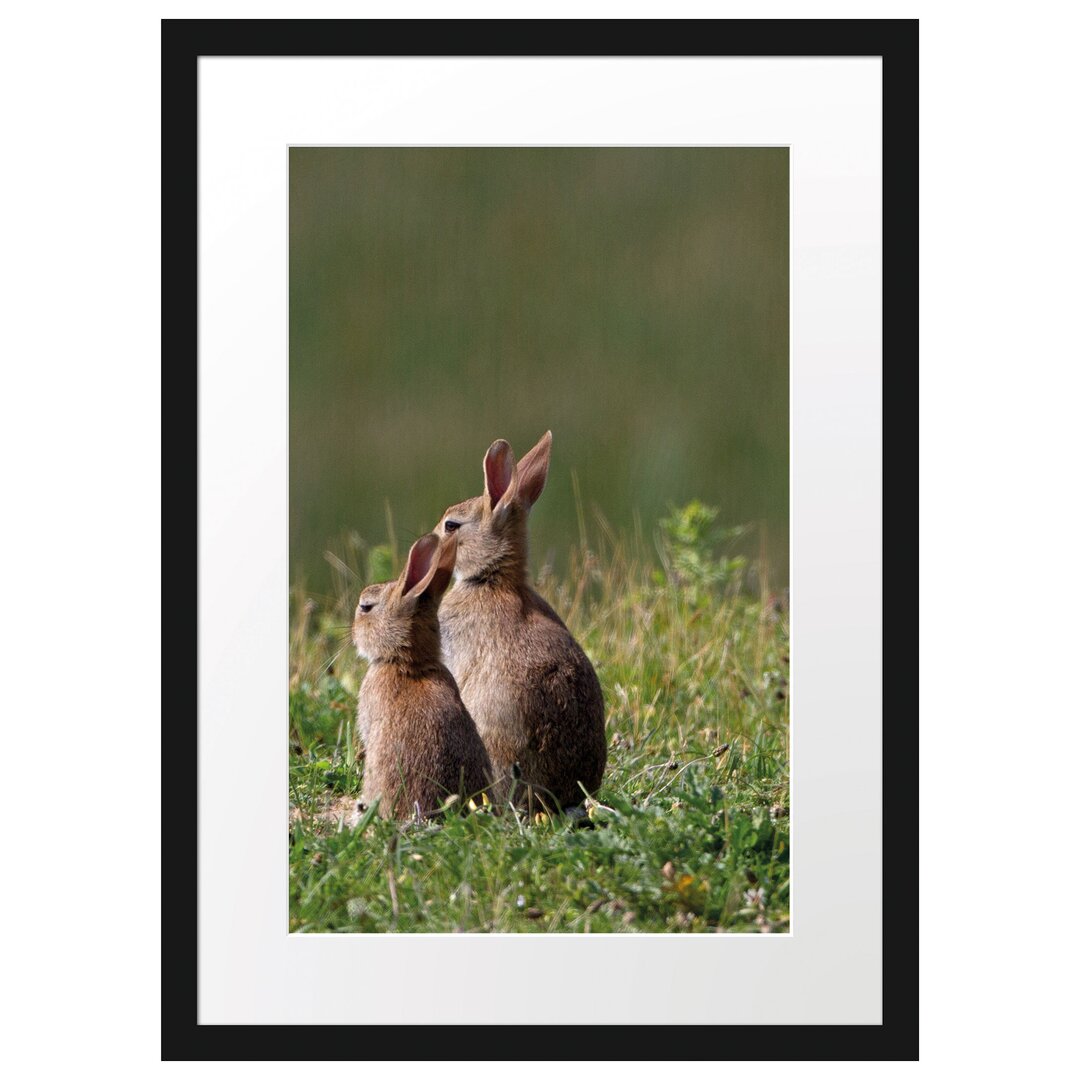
[289,502,790,933]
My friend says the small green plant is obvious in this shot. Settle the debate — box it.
[657,500,748,603]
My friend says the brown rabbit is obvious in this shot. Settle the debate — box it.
[435,432,606,811]
[352,531,492,819]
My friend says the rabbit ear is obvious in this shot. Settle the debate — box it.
[424,532,459,599]
[402,533,457,600]
[483,439,517,511]
[400,533,440,597]
[515,430,551,509]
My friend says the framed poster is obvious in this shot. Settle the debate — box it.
[163,18,917,1059]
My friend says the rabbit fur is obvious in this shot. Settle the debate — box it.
[435,432,606,811]
[352,531,492,819]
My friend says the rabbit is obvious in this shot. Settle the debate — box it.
[435,431,606,812]
[352,530,492,820]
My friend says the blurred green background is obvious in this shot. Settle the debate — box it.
[290,147,788,594]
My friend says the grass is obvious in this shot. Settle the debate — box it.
[289,501,790,933]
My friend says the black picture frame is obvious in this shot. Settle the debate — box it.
[163,18,918,1061]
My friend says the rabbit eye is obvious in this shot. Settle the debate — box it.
[358,602,374,613]
[444,520,462,533]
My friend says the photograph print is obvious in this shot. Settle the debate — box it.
[288,146,790,934]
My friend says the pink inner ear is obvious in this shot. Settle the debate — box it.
[484,441,515,507]
[402,535,438,594]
